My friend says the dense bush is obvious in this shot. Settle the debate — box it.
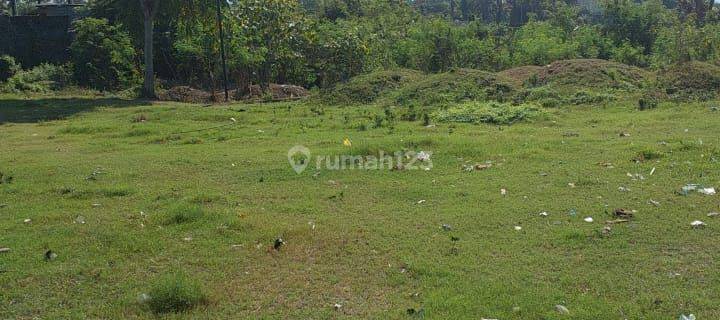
[70,18,137,91]
[0,55,21,82]
[3,64,72,93]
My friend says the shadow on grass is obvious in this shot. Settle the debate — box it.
[0,97,149,124]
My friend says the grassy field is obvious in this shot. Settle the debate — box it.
[1,94,719,319]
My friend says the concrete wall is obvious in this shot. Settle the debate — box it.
[0,15,73,68]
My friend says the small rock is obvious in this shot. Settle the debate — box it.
[273,238,285,250]
[555,304,570,314]
[23,218,31,224]
[707,212,719,218]
[44,250,57,261]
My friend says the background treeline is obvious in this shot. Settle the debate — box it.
[1,0,719,94]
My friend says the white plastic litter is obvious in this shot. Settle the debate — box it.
[691,220,706,228]
[584,217,594,223]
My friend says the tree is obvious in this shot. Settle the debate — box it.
[70,18,137,90]
[139,0,158,98]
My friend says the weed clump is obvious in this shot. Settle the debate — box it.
[146,272,206,314]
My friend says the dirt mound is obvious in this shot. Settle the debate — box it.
[536,59,650,90]
[326,69,425,104]
[158,86,214,103]
[245,84,309,100]
[657,61,720,100]
[498,65,544,87]
[159,84,309,103]
[391,68,515,106]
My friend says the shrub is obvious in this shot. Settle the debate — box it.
[657,61,720,101]
[0,55,20,82]
[70,18,137,90]
[3,64,72,93]
[432,101,541,125]
[147,272,206,314]
[325,69,425,105]
[568,91,616,105]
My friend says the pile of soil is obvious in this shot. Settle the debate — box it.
[391,68,516,106]
[158,84,309,103]
[326,69,426,104]
[656,61,720,100]
[497,65,544,87]
[535,59,650,90]
[157,86,213,103]
[245,84,309,100]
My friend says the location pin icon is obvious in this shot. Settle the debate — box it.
[288,145,311,174]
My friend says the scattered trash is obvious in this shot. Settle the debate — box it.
[618,186,630,192]
[602,226,612,235]
[680,184,716,195]
[514,226,522,231]
[416,199,426,204]
[44,250,57,261]
[568,182,576,188]
[230,117,237,123]
[606,219,630,224]
[308,221,316,230]
[343,138,352,147]
[137,293,151,303]
[699,187,716,195]
[708,212,719,218]
[555,304,570,314]
[74,216,86,224]
[627,173,645,180]
[568,209,577,216]
[690,220,706,229]
[584,217,594,223]
[91,203,101,208]
[183,237,193,241]
[648,199,661,207]
[417,151,431,162]
[613,208,635,219]
[679,314,696,320]
[333,303,342,311]
[0,247,10,253]
[539,211,549,217]
[23,218,31,223]
[501,188,507,196]
[650,167,656,175]
[441,224,453,231]
[273,238,285,250]
[598,162,614,168]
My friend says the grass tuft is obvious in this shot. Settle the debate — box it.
[164,203,204,225]
[146,272,206,314]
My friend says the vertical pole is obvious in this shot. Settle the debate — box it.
[216,0,229,102]
[10,0,17,16]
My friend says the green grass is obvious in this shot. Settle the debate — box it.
[1,93,720,319]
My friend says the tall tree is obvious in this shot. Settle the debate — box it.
[139,0,158,98]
